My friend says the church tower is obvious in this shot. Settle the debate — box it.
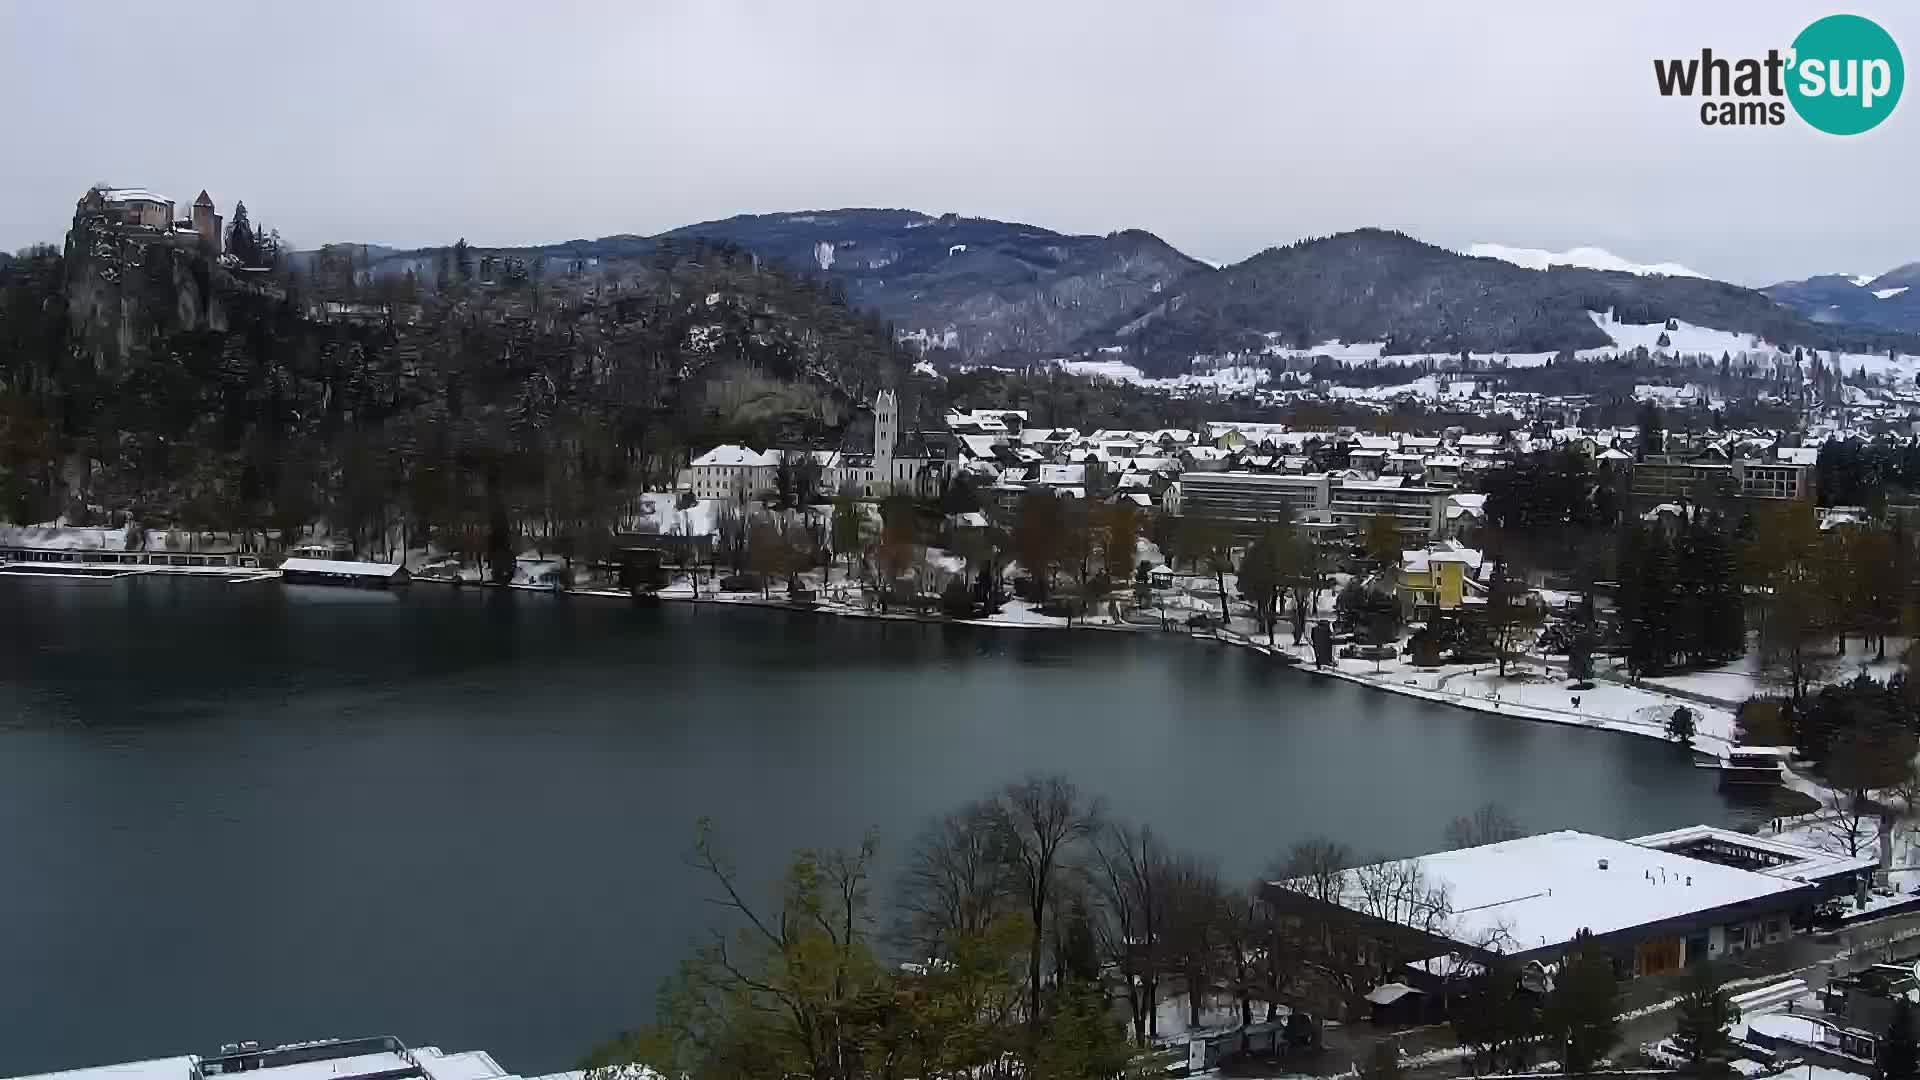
[873,390,898,492]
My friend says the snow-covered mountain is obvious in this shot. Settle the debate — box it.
[1764,261,1920,333]
[1467,243,1706,279]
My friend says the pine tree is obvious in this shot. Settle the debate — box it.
[1622,525,1679,676]
[225,201,259,266]
[453,238,474,283]
[1672,964,1740,1079]
[1884,996,1918,1080]
[1543,929,1620,1075]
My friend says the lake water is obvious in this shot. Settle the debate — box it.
[0,578,1759,1074]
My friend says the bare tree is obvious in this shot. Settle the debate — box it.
[988,773,1104,1027]
[895,800,1013,961]
[1162,852,1226,1031]
[1217,885,1267,1042]
[1444,803,1523,850]
[1265,838,1356,1023]
[1090,821,1170,1044]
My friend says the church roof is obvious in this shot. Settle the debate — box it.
[194,190,214,206]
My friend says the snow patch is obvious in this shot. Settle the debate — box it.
[1054,359,1271,393]
[813,241,834,271]
[1876,286,1910,300]
[1468,243,1706,279]
[948,244,967,256]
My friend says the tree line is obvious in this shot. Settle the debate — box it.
[583,778,1705,1080]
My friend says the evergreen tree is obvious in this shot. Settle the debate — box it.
[1636,402,1665,460]
[225,201,259,266]
[453,238,474,283]
[1620,525,1679,676]
[1672,964,1741,1079]
[1543,929,1620,1075]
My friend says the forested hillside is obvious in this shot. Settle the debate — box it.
[0,230,910,560]
[1097,230,1920,374]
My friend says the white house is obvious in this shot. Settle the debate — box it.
[681,445,780,501]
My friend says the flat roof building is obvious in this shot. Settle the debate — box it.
[5,1037,592,1080]
[1175,472,1330,526]
[1264,827,1873,991]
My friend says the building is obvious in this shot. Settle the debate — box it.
[681,445,780,501]
[1174,472,1331,527]
[1328,477,1447,538]
[1262,828,1874,1003]
[1738,459,1813,500]
[278,557,410,588]
[1630,456,1811,502]
[1398,544,1483,613]
[2,1035,586,1080]
[835,391,958,498]
[77,187,223,253]
[97,188,175,229]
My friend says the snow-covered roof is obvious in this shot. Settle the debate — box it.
[1311,830,1807,956]
[280,557,406,578]
[100,187,172,205]
[689,444,778,468]
[8,1057,198,1080]
[1598,448,1632,461]
[1364,982,1420,1005]
[958,434,1001,459]
[1335,476,1407,490]
[1629,825,1877,884]
[1037,464,1088,486]
[1776,445,1820,466]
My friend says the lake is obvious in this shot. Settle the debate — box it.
[0,577,1758,1074]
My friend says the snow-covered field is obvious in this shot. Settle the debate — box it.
[1053,358,1272,392]
[1467,242,1706,279]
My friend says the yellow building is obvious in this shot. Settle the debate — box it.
[1398,545,1482,613]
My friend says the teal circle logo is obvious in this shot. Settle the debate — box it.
[1788,14,1903,135]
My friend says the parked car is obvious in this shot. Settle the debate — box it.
[718,573,764,592]
[1341,643,1398,661]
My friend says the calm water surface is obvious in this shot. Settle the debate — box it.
[0,578,1756,1073]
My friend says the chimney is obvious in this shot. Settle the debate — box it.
[1597,859,1609,870]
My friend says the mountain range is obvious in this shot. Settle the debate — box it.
[1761,264,1920,335]
[327,211,1920,377]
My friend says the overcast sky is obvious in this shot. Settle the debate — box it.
[3,1,1915,284]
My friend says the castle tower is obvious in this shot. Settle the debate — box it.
[873,390,898,492]
[191,190,222,253]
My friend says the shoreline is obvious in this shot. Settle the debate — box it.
[456,576,1745,756]
[9,562,1740,756]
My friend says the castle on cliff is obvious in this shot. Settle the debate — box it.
[72,186,223,255]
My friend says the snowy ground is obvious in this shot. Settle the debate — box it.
[1641,639,1910,707]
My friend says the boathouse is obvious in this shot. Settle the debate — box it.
[278,557,411,588]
